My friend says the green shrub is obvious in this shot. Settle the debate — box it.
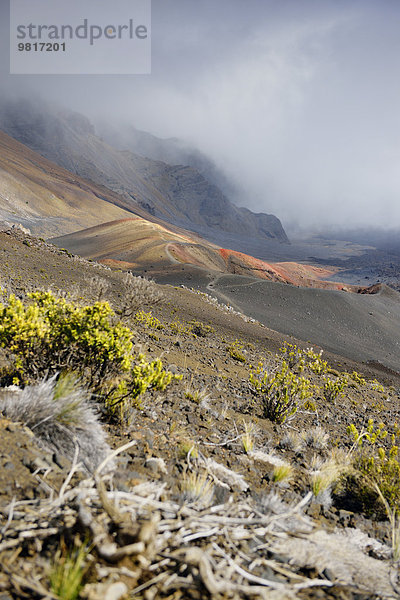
[250,360,312,424]
[227,340,246,363]
[349,371,367,386]
[134,309,164,330]
[305,348,328,375]
[106,356,181,421]
[59,247,73,258]
[369,379,386,393]
[280,343,332,375]
[279,342,305,371]
[188,320,215,337]
[0,290,178,420]
[170,320,192,336]
[322,375,347,403]
[0,291,133,388]
[347,419,400,514]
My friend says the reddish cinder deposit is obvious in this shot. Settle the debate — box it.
[54,218,366,293]
[219,248,287,282]
[217,249,361,291]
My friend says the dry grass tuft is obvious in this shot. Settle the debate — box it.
[180,470,214,507]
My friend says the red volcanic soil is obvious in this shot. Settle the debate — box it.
[53,216,368,294]
[219,248,287,282]
[269,261,361,291]
[218,249,359,291]
[149,244,368,293]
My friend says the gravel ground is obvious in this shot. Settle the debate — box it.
[1,228,400,599]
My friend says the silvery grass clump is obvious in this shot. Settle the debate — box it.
[280,426,329,454]
[120,272,163,317]
[0,374,112,473]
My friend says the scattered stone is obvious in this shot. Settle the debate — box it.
[145,457,167,474]
[82,582,128,600]
[339,509,355,527]
[205,458,249,492]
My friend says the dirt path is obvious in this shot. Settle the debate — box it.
[206,273,244,313]
[165,243,180,265]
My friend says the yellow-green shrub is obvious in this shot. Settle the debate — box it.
[170,320,192,336]
[305,348,328,375]
[0,291,178,420]
[106,356,181,420]
[250,360,312,424]
[279,342,305,371]
[322,375,347,403]
[188,320,215,337]
[134,310,164,330]
[348,419,400,514]
[349,371,367,386]
[227,340,246,363]
[0,291,133,387]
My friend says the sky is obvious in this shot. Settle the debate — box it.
[1,0,400,232]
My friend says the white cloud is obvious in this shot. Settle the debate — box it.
[1,0,400,230]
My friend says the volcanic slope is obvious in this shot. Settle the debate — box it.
[52,218,348,288]
[170,271,400,374]
[0,130,135,237]
[2,227,400,600]
[0,129,225,245]
[52,217,222,272]
[0,128,349,288]
[0,100,289,246]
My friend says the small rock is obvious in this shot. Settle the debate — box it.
[143,429,155,448]
[105,582,128,600]
[307,503,321,519]
[145,457,167,474]
[82,582,128,600]
[22,456,32,469]
[339,509,354,526]
[322,567,336,582]
[30,457,53,472]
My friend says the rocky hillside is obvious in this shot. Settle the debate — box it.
[0,130,132,237]
[0,226,400,600]
[52,217,344,288]
[0,129,352,289]
[0,99,289,246]
[99,121,238,199]
[0,128,218,243]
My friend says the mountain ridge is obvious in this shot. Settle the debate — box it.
[0,99,289,247]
